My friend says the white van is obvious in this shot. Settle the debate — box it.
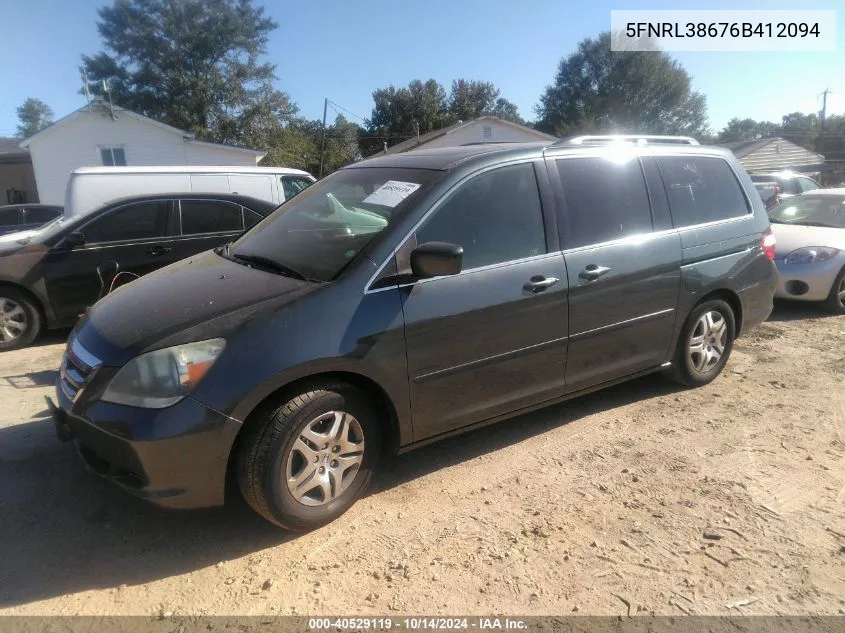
[63,166,315,218]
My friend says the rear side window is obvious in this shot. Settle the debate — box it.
[83,201,169,243]
[780,178,799,195]
[180,200,243,235]
[24,206,61,223]
[0,207,20,226]
[243,208,263,230]
[797,177,820,193]
[656,157,750,228]
[556,157,652,249]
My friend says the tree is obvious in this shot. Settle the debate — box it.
[362,78,525,155]
[491,98,524,125]
[448,80,499,120]
[81,0,295,145]
[16,98,53,138]
[367,79,449,147]
[716,118,780,143]
[535,32,709,138]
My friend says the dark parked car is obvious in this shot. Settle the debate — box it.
[48,136,777,530]
[0,204,63,236]
[0,193,275,349]
[750,171,820,200]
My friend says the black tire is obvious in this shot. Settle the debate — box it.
[668,299,736,388]
[824,267,845,315]
[236,382,381,530]
[0,287,42,351]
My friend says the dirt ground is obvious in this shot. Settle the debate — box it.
[1,302,843,617]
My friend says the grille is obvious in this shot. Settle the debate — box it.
[60,336,101,402]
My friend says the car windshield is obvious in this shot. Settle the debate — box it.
[227,167,442,282]
[768,195,845,229]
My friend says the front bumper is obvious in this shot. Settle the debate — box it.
[50,378,241,509]
[774,256,843,302]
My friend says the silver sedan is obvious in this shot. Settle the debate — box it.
[768,189,845,314]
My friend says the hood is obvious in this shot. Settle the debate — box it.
[76,250,321,364]
[0,229,39,244]
[771,223,845,256]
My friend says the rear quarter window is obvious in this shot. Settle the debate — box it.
[656,156,750,228]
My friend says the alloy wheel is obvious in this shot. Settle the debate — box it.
[838,277,845,307]
[0,297,28,343]
[688,310,727,373]
[285,411,365,506]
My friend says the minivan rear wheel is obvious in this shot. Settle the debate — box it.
[669,299,736,387]
[236,382,380,530]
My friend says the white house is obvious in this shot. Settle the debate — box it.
[385,116,557,155]
[20,101,266,204]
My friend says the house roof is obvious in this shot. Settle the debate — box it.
[384,116,556,155]
[720,138,775,158]
[19,103,265,160]
[721,136,825,170]
[0,137,31,164]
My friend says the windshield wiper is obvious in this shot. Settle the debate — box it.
[231,253,307,280]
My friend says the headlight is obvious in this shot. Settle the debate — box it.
[101,339,225,408]
[784,246,840,265]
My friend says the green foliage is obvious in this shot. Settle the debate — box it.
[715,112,845,158]
[16,98,53,138]
[448,80,500,120]
[81,0,295,145]
[491,98,525,125]
[716,118,780,143]
[535,32,709,138]
[363,78,526,154]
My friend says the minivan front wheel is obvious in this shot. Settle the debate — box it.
[669,299,736,387]
[236,382,380,530]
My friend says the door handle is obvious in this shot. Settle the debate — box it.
[145,245,173,256]
[579,264,611,281]
[523,275,559,293]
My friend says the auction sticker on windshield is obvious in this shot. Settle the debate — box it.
[363,181,421,207]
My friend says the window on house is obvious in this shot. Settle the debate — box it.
[100,147,127,166]
[482,125,493,140]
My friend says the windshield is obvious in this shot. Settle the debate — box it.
[768,195,845,229]
[228,167,442,282]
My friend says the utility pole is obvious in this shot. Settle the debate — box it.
[415,121,420,146]
[318,97,328,178]
[819,88,830,151]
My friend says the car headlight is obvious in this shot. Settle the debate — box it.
[101,339,225,408]
[784,246,840,265]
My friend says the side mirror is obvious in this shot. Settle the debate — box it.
[410,241,463,279]
[65,231,85,248]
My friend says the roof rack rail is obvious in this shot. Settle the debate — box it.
[553,135,700,147]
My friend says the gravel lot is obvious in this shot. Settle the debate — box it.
[1,302,843,617]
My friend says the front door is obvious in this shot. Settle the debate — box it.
[399,162,570,441]
[550,155,681,393]
[43,200,175,322]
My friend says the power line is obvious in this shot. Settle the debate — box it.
[326,100,369,125]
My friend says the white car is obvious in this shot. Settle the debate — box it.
[768,189,845,314]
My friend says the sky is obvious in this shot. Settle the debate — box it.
[0,0,843,138]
